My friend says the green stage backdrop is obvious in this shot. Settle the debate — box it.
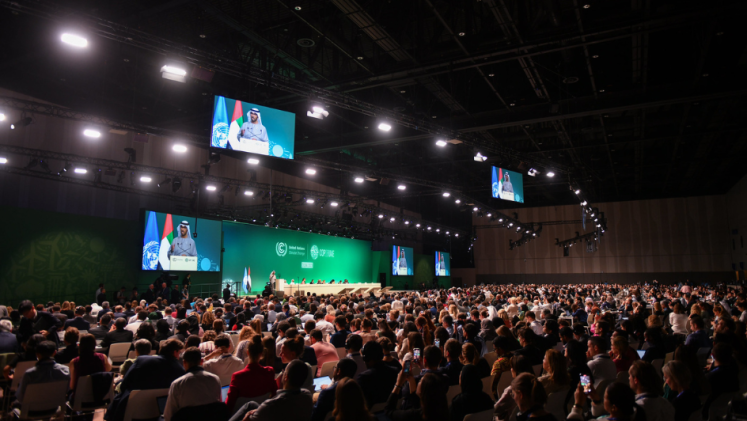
[223,222,373,295]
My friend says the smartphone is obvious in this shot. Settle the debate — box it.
[413,348,421,361]
[434,339,440,348]
[580,375,592,394]
[404,360,411,374]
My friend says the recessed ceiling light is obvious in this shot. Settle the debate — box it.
[244,191,254,196]
[330,201,339,207]
[305,168,317,175]
[432,115,437,118]
[74,168,87,174]
[592,54,599,58]
[436,140,447,147]
[199,34,206,38]
[294,6,302,10]
[400,90,406,94]
[378,123,391,131]
[442,192,450,197]
[306,198,315,204]
[455,199,461,204]
[509,102,516,106]
[61,33,88,48]
[354,177,364,183]
[458,32,466,36]
[599,89,605,93]
[0,157,7,164]
[172,144,187,153]
[206,185,217,191]
[397,185,406,190]
[248,158,260,165]
[140,176,152,182]
[357,56,364,60]
[83,129,101,138]
[583,4,591,8]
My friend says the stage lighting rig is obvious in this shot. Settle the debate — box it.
[172,178,182,193]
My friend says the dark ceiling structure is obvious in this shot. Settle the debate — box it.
[0,0,746,253]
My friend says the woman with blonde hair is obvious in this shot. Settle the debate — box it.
[610,335,639,373]
[538,349,570,394]
[448,304,459,320]
[234,325,257,361]
[497,309,512,328]
[506,297,519,319]
[333,378,374,421]
[325,305,336,323]
[460,342,491,378]
[201,311,215,332]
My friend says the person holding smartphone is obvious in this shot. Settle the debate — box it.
[384,369,449,421]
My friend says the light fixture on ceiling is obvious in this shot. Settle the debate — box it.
[74,167,87,174]
[330,201,339,207]
[0,157,7,164]
[377,123,392,131]
[161,64,188,83]
[458,32,465,36]
[455,199,461,204]
[307,105,329,120]
[442,192,450,197]
[248,158,260,165]
[306,198,315,204]
[140,176,152,182]
[488,73,494,77]
[305,168,317,175]
[397,185,406,190]
[354,177,364,183]
[574,189,581,195]
[583,4,591,8]
[473,207,478,212]
[0,114,5,121]
[83,129,101,138]
[474,152,487,162]
[172,144,187,153]
[61,33,88,48]
[357,56,364,60]
[546,171,555,177]
[244,190,254,196]
[435,140,447,147]
[294,5,302,10]
[378,214,384,219]
[416,223,421,228]
[206,185,217,191]
[528,168,539,177]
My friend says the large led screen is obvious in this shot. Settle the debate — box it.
[435,251,450,277]
[222,222,373,294]
[392,246,414,276]
[210,95,295,160]
[142,211,222,272]
[491,167,524,203]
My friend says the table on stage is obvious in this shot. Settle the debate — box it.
[276,280,382,296]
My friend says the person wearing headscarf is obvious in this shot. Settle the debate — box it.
[239,108,269,142]
[450,364,494,421]
[167,221,197,258]
[478,319,497,342]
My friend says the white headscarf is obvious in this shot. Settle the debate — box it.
[178,220,192,238]
[247,108,263,127]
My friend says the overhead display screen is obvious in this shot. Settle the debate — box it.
[491,167,524,203]
[142,211,222,272]
[210,95,296,160]
[222,222,372,294]
[392,246,414,276]
[435,251,450,277]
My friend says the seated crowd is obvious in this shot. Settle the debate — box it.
[1,280,746,421]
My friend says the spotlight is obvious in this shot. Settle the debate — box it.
[74,167,87,174]
[61,33,88,48]
[397,185,406,190]
[583,4,590,8]
[435,140,447,147]
[442,192,451,197]
[378,214,384,219]
[306,198,315,204]
[305,169,317,175]
[575,189,581,195]
[458,32,465,36]
[173,144,187,153]
[427,226,432,230]
[10,116,32,129]
[0,114,4,121]
[330,201,339,207]
[206,185,217,191]
[487,213,492,217]
[473,207,478,212]
[390,217,395,222]
[473,152,487,162]
[416,224,421,228]
[157,178,171,188]
[244,190,254,196]
[405,221,410,225]
[547,171,555,177]
[140,176,152,182]
[0,157,6,164]
[307,105,329,120]
[498,218,503,222]
[354,177,364,183]
[455,199,461,204]
[161,64,187,83]
[83,129,101,138]
[377,123,392,132]
[248,158,259,165]
[581,201,587,206]
[455,233,459,237]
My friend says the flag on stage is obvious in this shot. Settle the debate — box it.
[142,211,160,270]
[243,266,252,293]
[158,213,174,270]
[211,96,229,148]
[228,100,243,146]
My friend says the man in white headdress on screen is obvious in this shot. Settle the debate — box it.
[168,221,197,258]
[239,108,269,143]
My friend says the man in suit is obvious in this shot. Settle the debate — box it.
[64,306,91,331]
[356,340,398,407]
[100,317,134,353]
[0,320,20,353]
[330,316,351,349]
[90,314,111,340]
[586,336,616,387]
[310,358,358,421]
[438,339,464,386]
[97,302,112,322]
[143,284,156,304]
[105,338,186,421]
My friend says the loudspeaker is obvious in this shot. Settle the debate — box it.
[379,273,387,288]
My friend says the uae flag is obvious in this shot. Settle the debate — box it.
[227,100,244,146]
[158,213,174,270]
[243,266,252,294]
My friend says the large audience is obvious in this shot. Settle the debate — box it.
[1,280,746,421]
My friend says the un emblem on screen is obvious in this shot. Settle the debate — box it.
[142,240,159,270]
[310,245,319,260]
[211,122,229,148]
[275,242,287,257]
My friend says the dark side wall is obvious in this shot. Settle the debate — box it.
[0,206,221,307]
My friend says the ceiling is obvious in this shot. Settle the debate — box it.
[0,0,746,244]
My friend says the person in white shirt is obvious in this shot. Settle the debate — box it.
[163,307,177,328]
[313,312,334,337]
[299,311,314,324]
[737,301,747,323]
[163,346,222,421]
[668,302,689,335]
[125,311,147,334]
[525,311,544,336]
[628,360,674,421]
[203,333,245,385]
[586,336,617,387]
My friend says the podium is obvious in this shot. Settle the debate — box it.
[170,256,198,271]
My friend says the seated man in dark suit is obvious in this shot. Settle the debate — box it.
[64,306,91,332]
[311,358,358,421]
[104,338,186,421]
[0,320,20,354]
[330,316,351,349]
[100,317,134,353]
[703,342,740,417]
[356,340,399,407]
[89,314,112,341]
[438,339,464,386]
[641,328,666,363]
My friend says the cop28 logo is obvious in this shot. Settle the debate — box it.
[275,242,288,257]
[310,245,319,260]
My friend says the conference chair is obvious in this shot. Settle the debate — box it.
[67,374,114,414]
[484,351,498,368]
[319,361,337,378]
[494,371,513,398]
[122,388,170,421]
[651,359,664,378]
[532,364,543,376]
[481,376,494,398]
[446,384,461,407]
[231,393,270,417]
[696,347,711,368]
[5,360,37,408]
[109,343,131,365]
[336,347,347,360]
[709,392,741,421]
[11,380,68,421]
[309,365,317,378]
[463,408,494,421]
[545,387,570,421]
[596,379,613,402]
